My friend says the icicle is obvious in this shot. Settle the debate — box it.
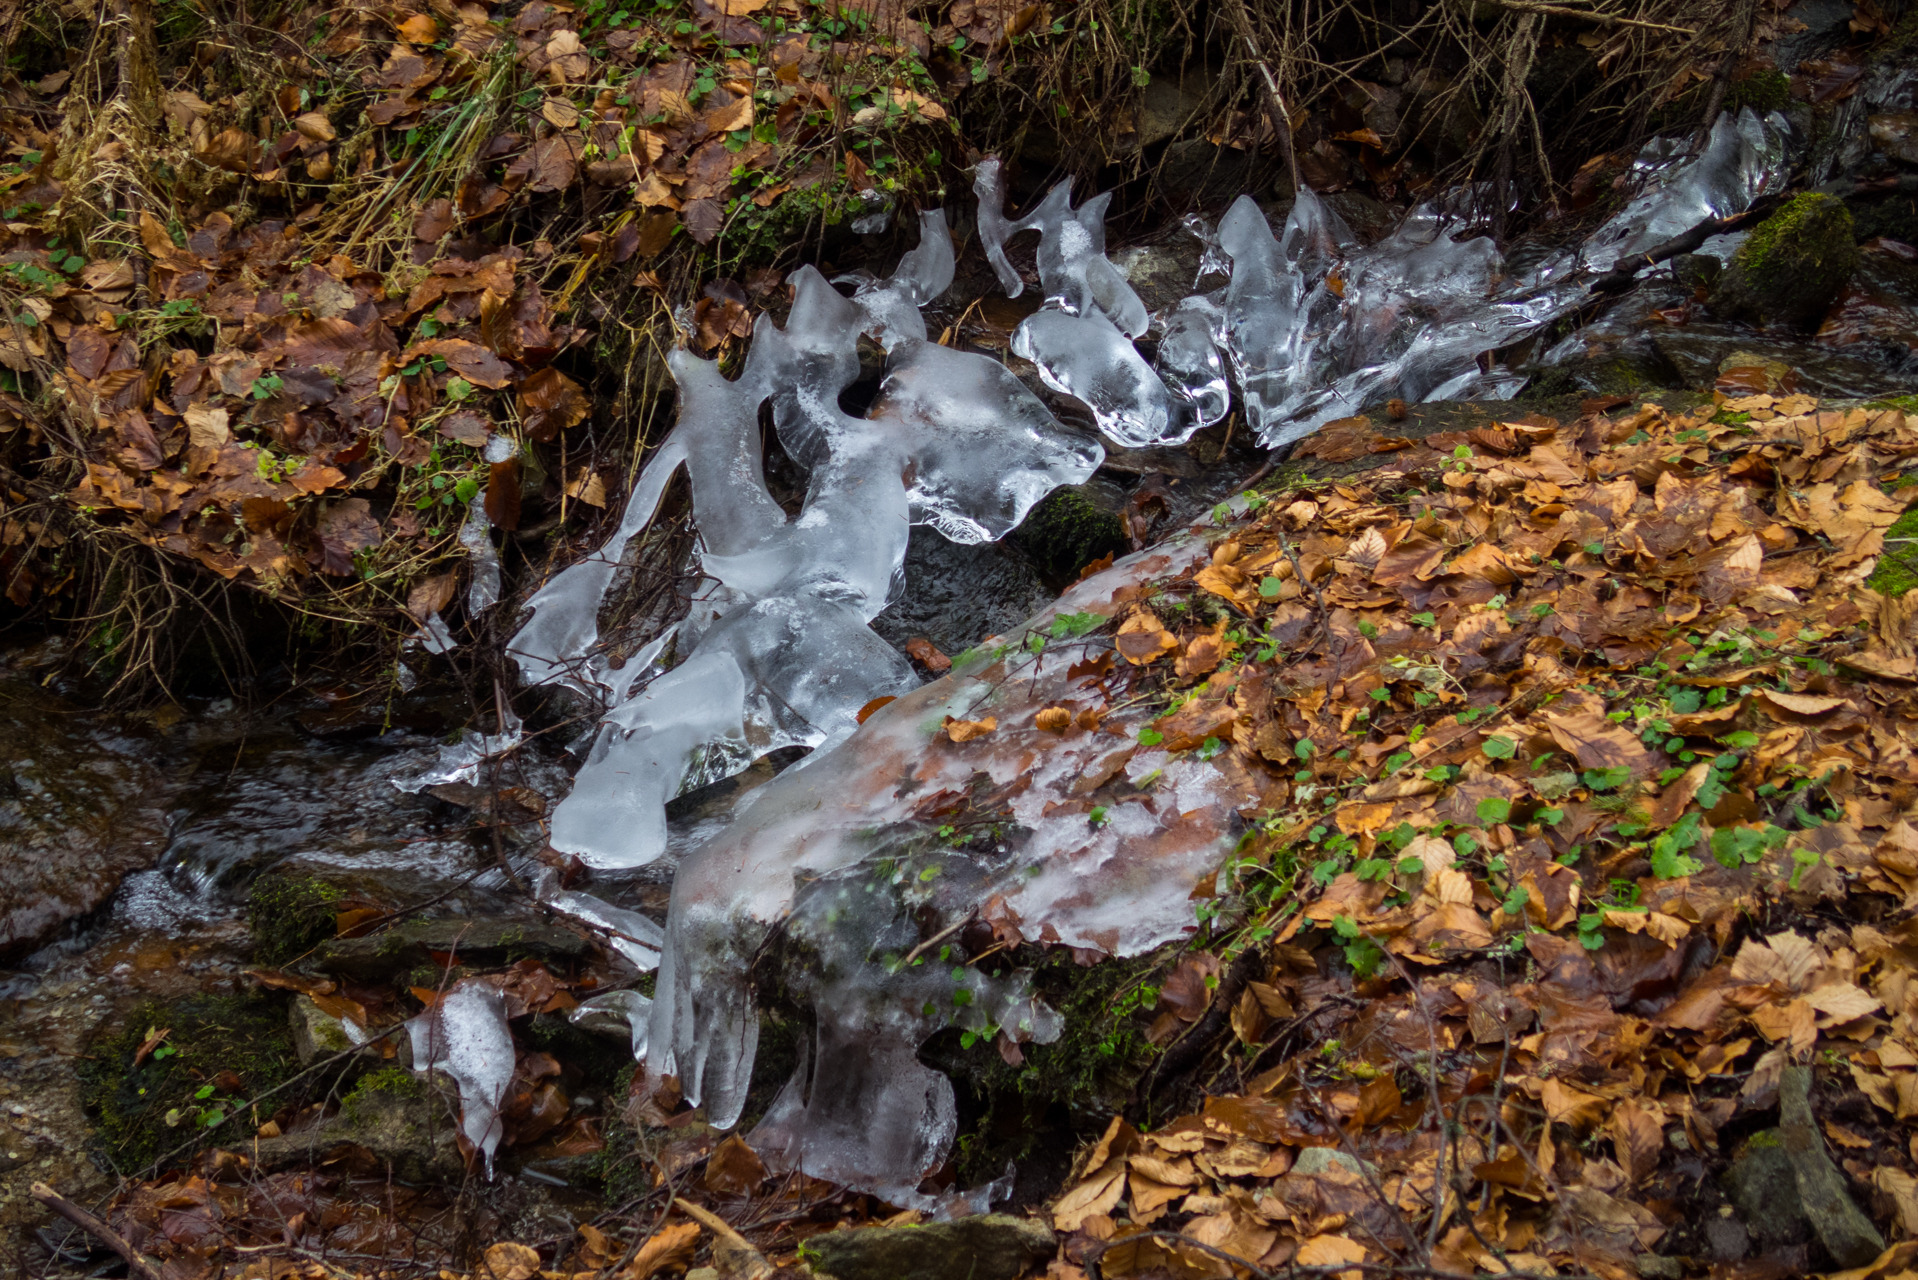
[533,867,663,972]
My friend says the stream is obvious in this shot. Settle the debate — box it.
[4,106,1917,1235]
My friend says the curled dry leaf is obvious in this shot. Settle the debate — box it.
[1035,706,1072,734]
[620,1221,699,1280]
[944,715,997,742]
[1115,611,1179,664]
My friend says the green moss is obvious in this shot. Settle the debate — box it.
[1712,193,1858,331]
[246,873,342,966]
[1867,506,1918,598]
[942,943,1178,1187]
[78,993,302,1175]
[1010,486,1128,584]
[346,1066,425,1104]
[1728,69,1791,114]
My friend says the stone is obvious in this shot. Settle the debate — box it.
[0,666,171,963]
[1670,253,1723,296]
[1705,1214,1750,1262]
[289,995,355,1063]
[1293,1146,1373,1178]
[1008,486,1128,584]
[1708,193,1860,332]
[1777,1064,1886,1268]
[1723,1130,1812,1249]
[314,917,590,984]
[800,1214,1054,1280]
[250,1070,464,1183]
[1636,1254,1683,1280]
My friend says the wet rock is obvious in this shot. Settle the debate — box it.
[250,1068,464,1183]
[314,918,590,984]
[1671,253,1723,296]
[1008,485,1129,585]
[1724,1131,1812,1249]
[1116,239,1210,314]
[1157,138,1257,204]
[290,994,357,1063]
[800,1214,1054,1280]
[0,672,171,963]
[1636,1255,1683,1280]
[870,529,1055,661]
[1709,193,1860,332]
[1778,1063,1886,1268]
[1324,191,1399,246]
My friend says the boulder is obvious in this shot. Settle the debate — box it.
[0,668,171,963]
[800,1214,1055,1280]
[1708,193,1860,332]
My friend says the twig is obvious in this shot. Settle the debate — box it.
[1220,0,1301,195]
[29,1184,165,1280]
[1585,193,1783,295]
[1467,0,1696,34]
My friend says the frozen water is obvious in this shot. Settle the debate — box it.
[569,988,652,1057]
[504,210,1102,871]
[641,532,1255,1208]
[407,978,515,1177]
[975,110,1790,448]
[460,497,500,614]
[533,867,662,972]
[390,704,521,795]
[452,115,1795,1206]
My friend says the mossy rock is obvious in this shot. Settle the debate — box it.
[252,1067,464,1183]
[932,943,1176,1194]
[1009,486,1127,584]
[1709,193,1859,332]
[314,917,590,984]
[1867,505,1918,597]
[247,873,343,967]
[78,993,302,1174]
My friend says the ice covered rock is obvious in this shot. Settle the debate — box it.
[407,978,515,1177]
[641,526,1260,1207]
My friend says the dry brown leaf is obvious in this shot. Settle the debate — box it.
[1053,1159,1127,1232]
[184,403,229,448]
[944,715,996,742]
[482,1243,540,1280]
[1035,706,1072,734]
[905,637,951,672]
[397,13,440,43]
[620,1222,699,1280]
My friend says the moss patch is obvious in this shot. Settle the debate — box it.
[78,993,301,1174]
[246,873,342,967]
[1868,506,1918,597]
[1710,193,1859,332]
[1010,486,1128,585]
[936,943,1177,1194]
[1728,69,1791,114]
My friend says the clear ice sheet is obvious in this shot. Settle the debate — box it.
[407,978,515,1177]
[974,110,1791,449]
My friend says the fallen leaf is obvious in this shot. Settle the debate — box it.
[944,715,997,742]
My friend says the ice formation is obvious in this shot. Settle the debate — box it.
[407,978,516,1177]
[645,532,1253,1209]
[976,108,1792,448]
[505,209,1103,871]
[424,109,1796,1204]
